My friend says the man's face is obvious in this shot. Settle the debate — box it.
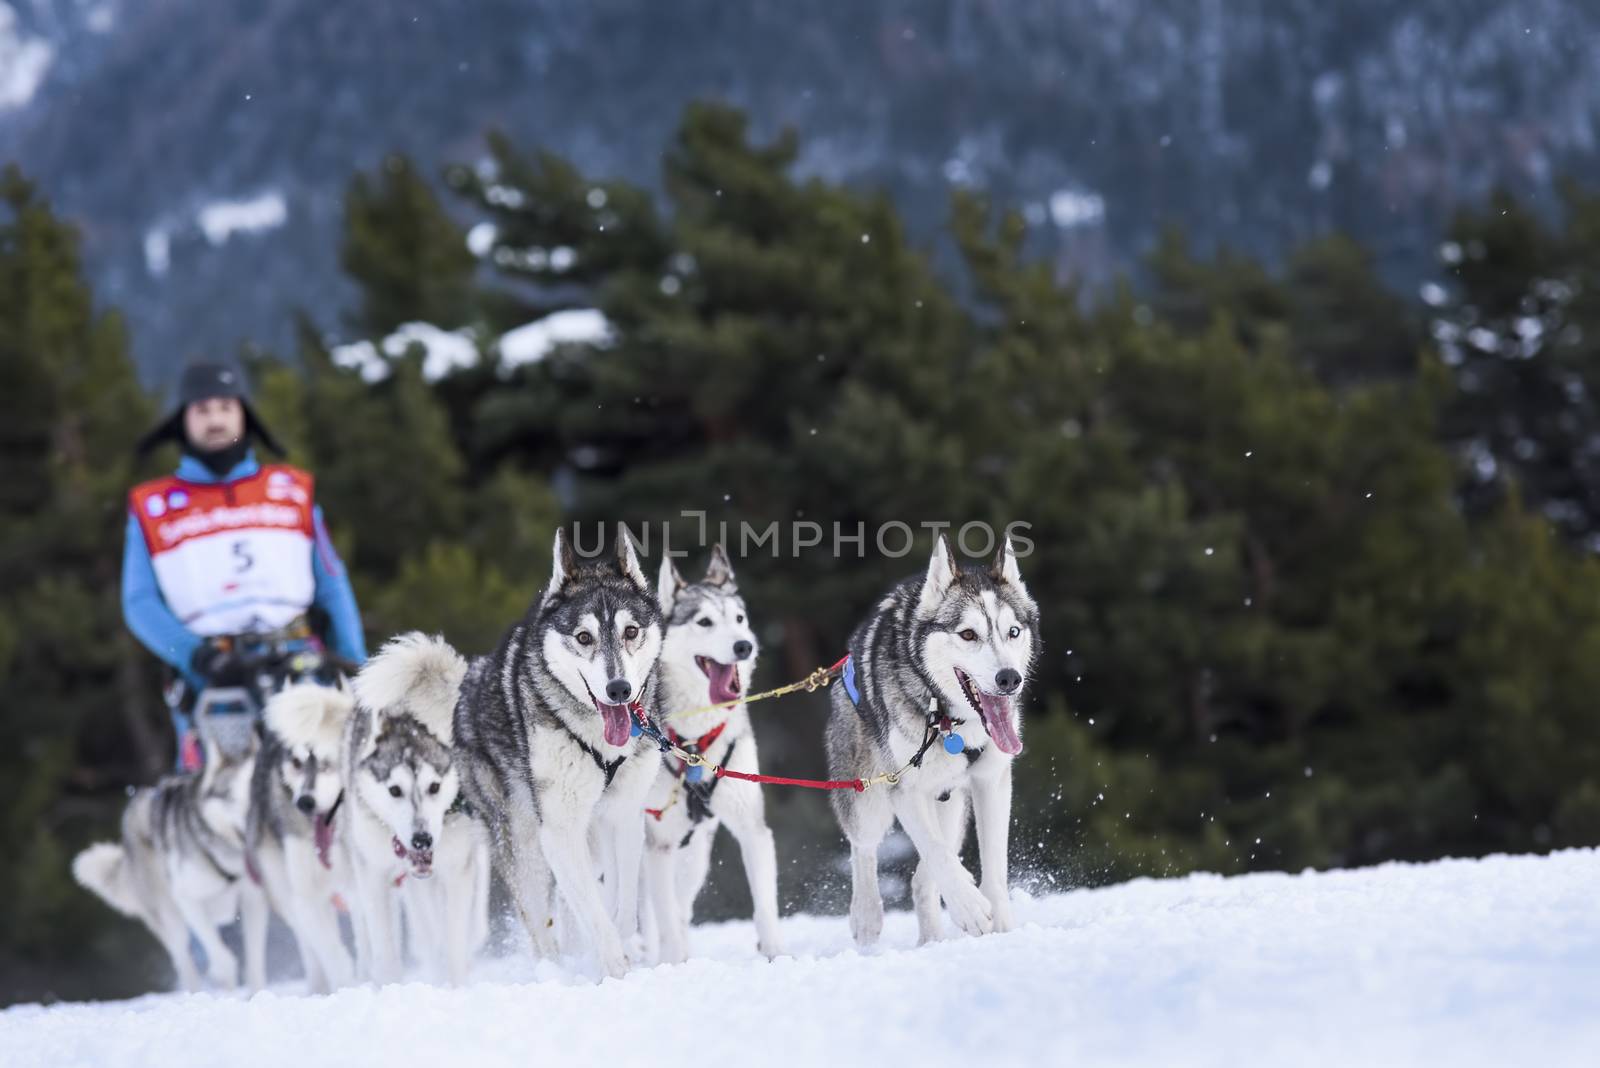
[183,396,245,452]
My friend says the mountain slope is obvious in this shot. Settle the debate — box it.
[4,0,1600,376]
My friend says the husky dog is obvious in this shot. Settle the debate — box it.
[454,531,664,979]
[344,633,490,985]
[247,683,356,992]
[73,725,265,991]
[642,545,786,963]
[826,535,1038,947]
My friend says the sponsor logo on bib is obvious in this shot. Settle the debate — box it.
[145,495,167,518]
[168,489,189,510]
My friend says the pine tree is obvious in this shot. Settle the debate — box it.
[0,167,165,997]
[341,154,479,338]
[1430,186,1600,546]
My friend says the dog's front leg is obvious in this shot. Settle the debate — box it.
[539,823,629,979]
[239,881,270,991]
[891,785,992,937]
[169,885,238,990]
[148,893,205,992]
[911,789,969,944]
[719,795,787,959]
[970,761,1016,933]
[605,811,646,949]
[439,875,476,985]
[494,803,559,959]
[355,864,403,984]
[644,840,687,965]
[285,855,354,990]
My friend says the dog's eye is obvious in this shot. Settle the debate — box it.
[290,756,303,770]
[389,785,403,798]
[1007,626,1021,639]
[623,624,640,641]
[736,614,744,623]
[697,618,713,628]
[428,782,441,796]
[575,631,593,646]
[959,628,979,642]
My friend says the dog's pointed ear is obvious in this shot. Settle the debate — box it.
[543,529,575,605]
[704,543,735,588]
[917,533,961,615]
[615,529,649,593]
[657,554,686,614]
[991,536,1026,590]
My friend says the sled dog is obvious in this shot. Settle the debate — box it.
[344,632,489,984]
[642,545,785,963]
[453,531,664,979]
[247,683,356,992]
[72,721,265,990]
[825,535,1038,947]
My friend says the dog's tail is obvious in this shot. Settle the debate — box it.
[352,632,467,742]
[264,682,354,751]
[72,842,142,918]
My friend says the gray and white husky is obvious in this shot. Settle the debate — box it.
[642,545,786,963]
[826,535,1038,947]
[453,530,664,979]
[72,724,266,991]
[247,683,356,992]
[344,633,490,985]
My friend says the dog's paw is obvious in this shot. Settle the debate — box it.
[849,901,884,947]
[597,939,631,981]
[658,937,689,966]
[945,880,994,937]
[986,889,1016,934]
[757,936,788,961]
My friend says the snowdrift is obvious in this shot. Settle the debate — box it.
[4,850,1597,1068]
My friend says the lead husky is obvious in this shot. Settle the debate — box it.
[344,632,490,985]
[642,545,785,963]
[454,531,664,979]
[73,723,266,991]
[826,535,1038,947]
[247,683,356,992]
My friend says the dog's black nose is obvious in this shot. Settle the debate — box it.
[411,831,432,852]
[604,678,633,704]
[295,795,316,814]
[733,640,753,660]
[994,668,1022,694]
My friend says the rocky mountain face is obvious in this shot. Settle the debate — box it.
[3,0,1598,376]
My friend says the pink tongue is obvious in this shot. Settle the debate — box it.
[704,661,740,705]
[599,702,633,747]
[314,814,335,868]
[977,693,1023,755]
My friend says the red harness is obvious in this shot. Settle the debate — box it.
[667,721,727,777]
[645,721,729,821]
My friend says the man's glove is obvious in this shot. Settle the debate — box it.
[191,640,246,686]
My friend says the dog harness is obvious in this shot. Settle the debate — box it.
[645,723,738,828]
[841,654,979,762]
[555,700,649,788]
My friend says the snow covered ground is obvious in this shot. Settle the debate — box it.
[4,850,1597,1068]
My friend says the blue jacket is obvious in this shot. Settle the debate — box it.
[122,452,367,687]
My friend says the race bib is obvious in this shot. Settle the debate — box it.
[131,466,317,635]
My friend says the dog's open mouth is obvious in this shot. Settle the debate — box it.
[393,836,433,879]
[954,668,1023,755]
[313,812,336,869]
[584,681,636,748]
[696,656,743,705]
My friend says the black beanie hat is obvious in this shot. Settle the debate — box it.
[136,362,285,457]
